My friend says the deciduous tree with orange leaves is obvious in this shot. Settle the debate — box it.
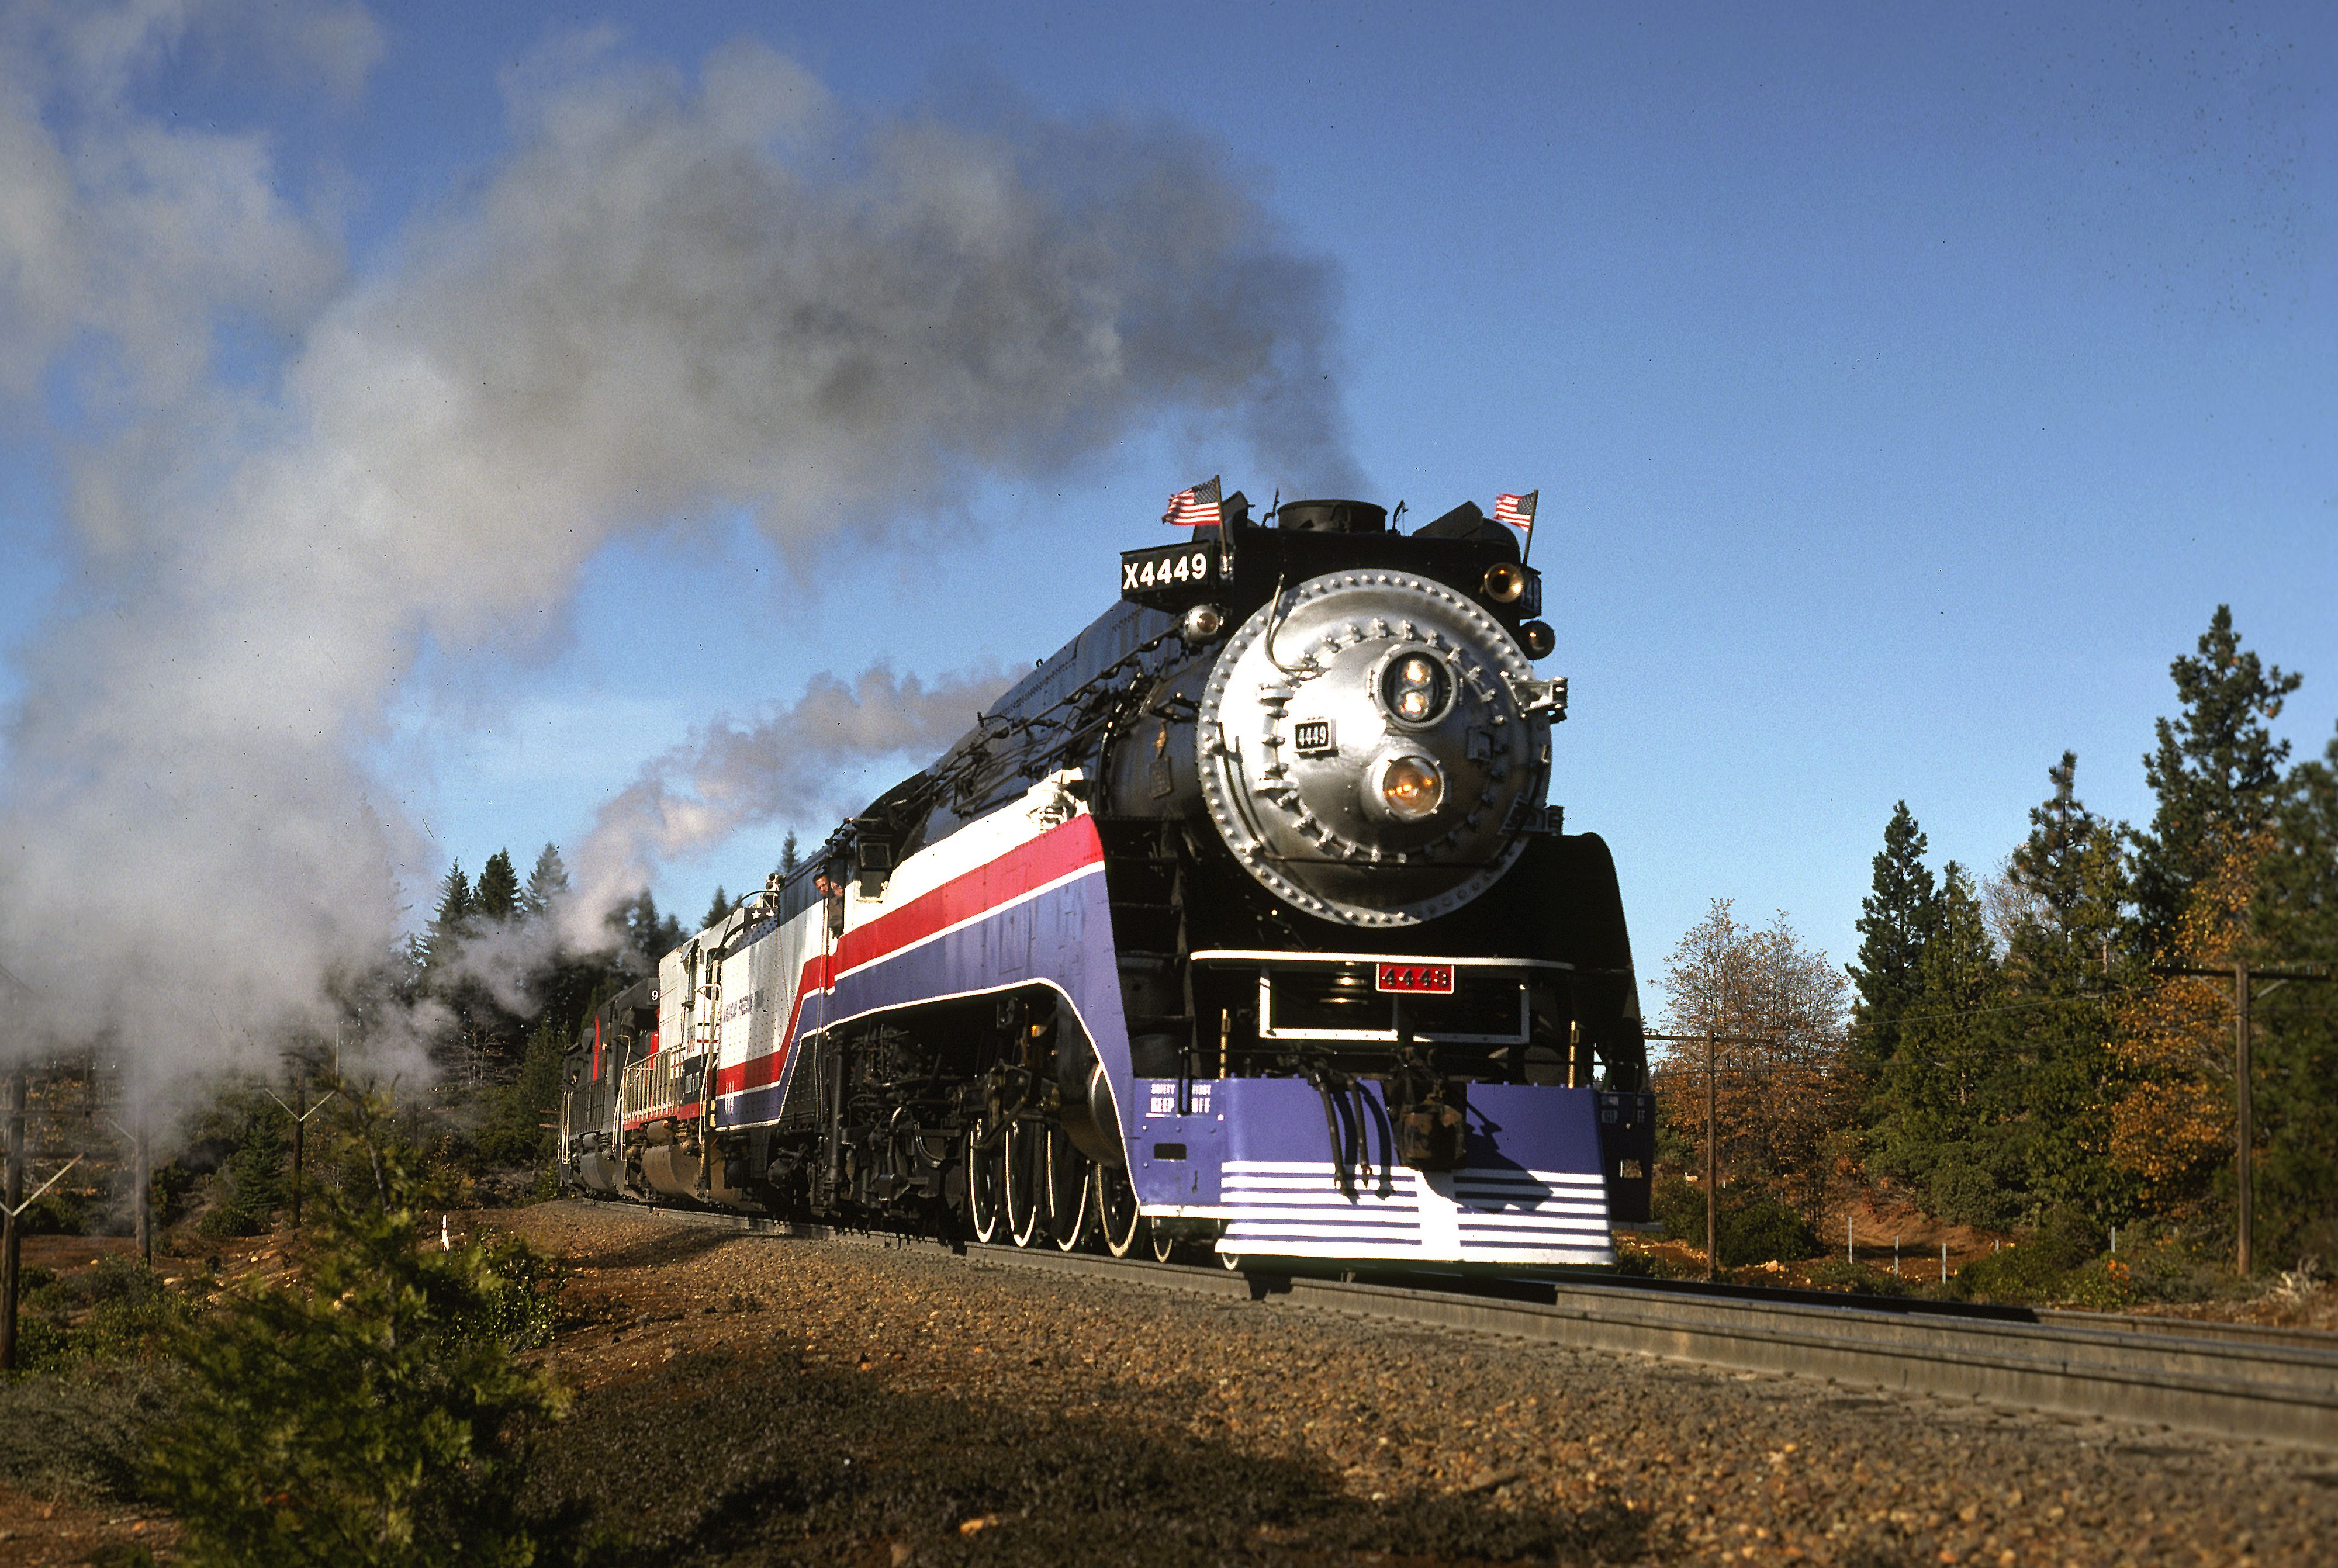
[1654,900,1852,1224]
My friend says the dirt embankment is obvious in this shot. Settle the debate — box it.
[499,1202,2338,1566]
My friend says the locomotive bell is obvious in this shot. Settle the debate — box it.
[1196,569,1554,926]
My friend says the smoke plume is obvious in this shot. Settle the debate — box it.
[0,6,1357,1085]
[569,663,1010,939]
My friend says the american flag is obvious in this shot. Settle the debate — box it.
[1493,491,1537,532]
[1162,475,1224,527]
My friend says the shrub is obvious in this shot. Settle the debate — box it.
[1649,1176,1820,1265]
[0,1363,182,1502]
[1951,1241,2069,1304]
[14,1258,198,1371]
[1929,1157,2017,1230]
[1652,1173,1706,1246]
[2032,1205,2108,1271]
[144,1091,582,1567]
[17,1184,98,1236]
[2058,1257,2138,1310]
[476,1022,568,1170]
[1723,1197,1819,1266]
[1802,1257,1915,1299]
[196,1114,287,1239]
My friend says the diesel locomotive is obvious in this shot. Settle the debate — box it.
[559,492,1655,1271]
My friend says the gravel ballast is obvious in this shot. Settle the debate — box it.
[508,1200,2338,1566]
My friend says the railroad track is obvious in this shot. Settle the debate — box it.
[628,1203,2338,1451]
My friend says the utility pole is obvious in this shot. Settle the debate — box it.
[134,1122,152,1267]
[2236,960,2252,1280]
[105,1110,157,1267]
[1646,1030,1782,1282]
[1703,1033,1717,1281]
[265,1056,336,1231]
[2,1062,22,1373]
[2153,961,2334,1278]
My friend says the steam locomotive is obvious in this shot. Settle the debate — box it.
[558,493,1654,1271]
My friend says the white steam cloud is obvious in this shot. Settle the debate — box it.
[0,5,1357,1084]
[569,663,1010,940]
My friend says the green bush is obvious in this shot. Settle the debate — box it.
[1652,1173,1705,1245]
[2119,1230,2222,1303]
[2057,1256,2138,1310]
[196,1114,287,1239]
[476,1022,568,1170]
[2031,1205,2108,1271]
[1802,1257,1916,1298]
[1723,1197,1819,1265]
[1929,1157,2017,1230]
[144,1091,583,1567]
[16,1184,98,1235]
[13,1257,198,1372]
[1651,1176,1820,1265]
[0,1363,182,1502]
[1951,1242,2069,1304]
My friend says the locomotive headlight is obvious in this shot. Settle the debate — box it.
[1374,754,1446,821]
[1482,563,1527,604]
[1180,603,1227,645]
[1379,651,1453,727]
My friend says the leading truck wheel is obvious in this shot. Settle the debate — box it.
[966,1119,1004,1245]
[1097,1164,1142,1258]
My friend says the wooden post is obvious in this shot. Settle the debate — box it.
[1703,1031,1718,1282]
[2236,961,2253,1279]
[2,1062,25,1372]
[290,1072,305,1230]
[134,1121,153,1268]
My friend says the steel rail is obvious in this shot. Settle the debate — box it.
[615,1202,2338,1450]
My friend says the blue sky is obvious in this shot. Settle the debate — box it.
[2,1,2330,1026]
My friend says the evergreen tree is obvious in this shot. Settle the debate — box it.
[618,891,683,963]
[199,1110,289,1238]
[779,831,801,877]
[2251,726,2338,1263]
[148,1093,575,1564]
[701,886,733,931]
[425,862,474,972]
[521,842,569,918]
[2000,753,2138,1220]
[475,849,522,923]
[1875,864,2018,1223]
[1846,802,1939,1112]
[2132,605,2301,947]
[478,1020,570,1168]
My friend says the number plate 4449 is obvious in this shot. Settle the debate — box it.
[1120,544,1224,599]
[1375,962,1455,994]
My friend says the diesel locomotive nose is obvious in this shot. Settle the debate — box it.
[1196,567,1564,926]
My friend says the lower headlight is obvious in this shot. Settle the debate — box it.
[1377,754,1445,820]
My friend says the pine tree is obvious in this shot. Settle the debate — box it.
[2000,753,2137,1219]
[2254,727,2338,1263]
[475,849,521,924]
[779,831,801,877]
[1847,802,1939,1112]
[425,862,474,972]
[521,842,569,918]
[2132,606,2301,947]
[148,1092,574,1563]
[1876,864,2017,1223]
[478,1020,570,1168]
[701,886,732,931]
[619,891,683,962]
